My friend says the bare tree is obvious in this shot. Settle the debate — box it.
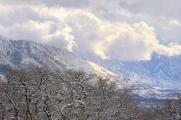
[0,67,156,120]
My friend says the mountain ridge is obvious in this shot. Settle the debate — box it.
[0,39,180,99]
[0,39,115,77]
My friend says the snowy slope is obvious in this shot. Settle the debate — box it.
[0,39,114,77]
[82,53,181,98]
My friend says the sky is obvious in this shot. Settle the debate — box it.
[0,0,181,61]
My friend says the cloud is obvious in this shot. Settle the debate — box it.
[156,44,181,57]
[0,0,181,61]
[119,0,181,20]
[0,5,77,51]
[93,21,181,61]
[93,22,157,60]
[46,25,76,52]
[0,0,90,8]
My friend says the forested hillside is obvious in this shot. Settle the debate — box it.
[0,68,181,120]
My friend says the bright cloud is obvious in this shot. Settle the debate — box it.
[94,21,181,60]
[0,0,181,61]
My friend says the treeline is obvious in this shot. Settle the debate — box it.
[0,68,181,120]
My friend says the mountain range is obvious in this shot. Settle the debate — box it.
[0,39,181,99]
[104,54,181,90]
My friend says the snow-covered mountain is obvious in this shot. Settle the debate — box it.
[103,54,181,90]
[0,39,115,77]
[0,39,180,98]
[83,53,181,98]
